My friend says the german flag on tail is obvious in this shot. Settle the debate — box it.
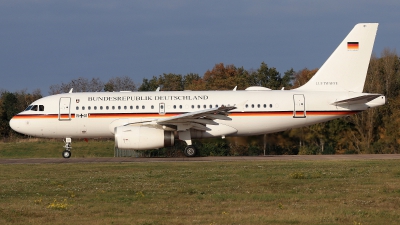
[347,42,359,51]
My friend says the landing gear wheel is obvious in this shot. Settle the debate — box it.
[62,138,72,159]
[184,145,196,157]
[62,150,71,158]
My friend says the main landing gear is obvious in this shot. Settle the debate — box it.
[184,145,196,157]
[62,138,72,158]
[179,130,197,157]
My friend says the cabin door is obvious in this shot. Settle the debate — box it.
[293,94,306,118]
[59,97,71,121]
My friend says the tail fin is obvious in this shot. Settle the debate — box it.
[296,23,378,92]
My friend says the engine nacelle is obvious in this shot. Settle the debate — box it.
[114,126,174,150]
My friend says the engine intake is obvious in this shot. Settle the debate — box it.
[115,126,174,150]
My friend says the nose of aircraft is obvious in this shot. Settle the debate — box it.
[9,116,23,134]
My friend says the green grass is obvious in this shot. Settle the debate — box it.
[0,139,114,158]
[1,160,400,224]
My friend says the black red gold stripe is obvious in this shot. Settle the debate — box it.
[12,111,360,120]
[12,114,75,119]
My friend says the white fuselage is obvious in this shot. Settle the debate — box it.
[9,89,385,139]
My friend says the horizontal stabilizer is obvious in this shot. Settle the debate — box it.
[332,94,382,105]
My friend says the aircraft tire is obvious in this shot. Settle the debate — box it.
[184,146,196,157]
[62,150,71,158]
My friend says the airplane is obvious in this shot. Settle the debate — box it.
[9,23,385,158]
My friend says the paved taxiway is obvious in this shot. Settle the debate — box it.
[0,154,399,164]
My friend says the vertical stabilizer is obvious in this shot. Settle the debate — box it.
[296,23,378,92]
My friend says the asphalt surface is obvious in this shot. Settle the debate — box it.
[0,154,400,164]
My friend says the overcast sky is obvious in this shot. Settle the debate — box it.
[1,1,399,94]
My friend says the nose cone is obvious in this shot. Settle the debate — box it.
[9,116,24,134]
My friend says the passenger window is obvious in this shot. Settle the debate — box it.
[203,105,206,109]
[173,105,176,109]
[251,104,254,108]
[112,106,115,110]
[151,105,154,109]
[82,106,85,110]
[88,106,91,110]
[94,106,97,110]
[263,104,266,108]
[136,106,139,110]
[216,105,218,108]
[269,104,273,108]
[257,104,260,108]
[245,104,248,108]
[124,106,127,110]
[106,106,109,110]
[76,106,79,110]
[130,106,133,110]
[191,105,194,109]
[179,105,182,109]
[197,105,200,109]
[100,106,103,110]
[142,105,145,109]
[118,106,121,110]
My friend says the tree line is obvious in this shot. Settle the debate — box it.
[1,49,399,155]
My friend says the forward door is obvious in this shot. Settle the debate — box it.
[59,97,71,121]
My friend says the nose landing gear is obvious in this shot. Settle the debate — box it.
[62,138,72,158]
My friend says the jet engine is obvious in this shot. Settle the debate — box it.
[114,126,174,150]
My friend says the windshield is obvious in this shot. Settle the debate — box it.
[24,105,44,111]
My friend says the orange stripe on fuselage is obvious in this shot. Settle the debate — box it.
[12,114,75,119]
[12,111,359,120]
[88,113,180,118]
[306,111,358,116]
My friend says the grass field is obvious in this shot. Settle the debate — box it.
[1,160,400,225]
[0,139,115,158]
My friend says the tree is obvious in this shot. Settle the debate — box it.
[138,74,184,91]
[138,76,160,91]
[292,68,318,88]
[248,62,282,89]
[203,63,235,90]
[281,68,295,89]
[49,77,104,94]
[104,76,137,92]
[0,92,19,138]
[183,73,205,90]
[158,73,184,91]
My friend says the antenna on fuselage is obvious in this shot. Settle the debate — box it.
[69,88,73,93]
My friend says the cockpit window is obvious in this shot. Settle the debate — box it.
[30,105,38,111]
[24,105,44,111]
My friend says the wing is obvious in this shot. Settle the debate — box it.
[157,106,236,131]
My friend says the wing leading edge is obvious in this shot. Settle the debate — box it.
[157,106,236,131]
